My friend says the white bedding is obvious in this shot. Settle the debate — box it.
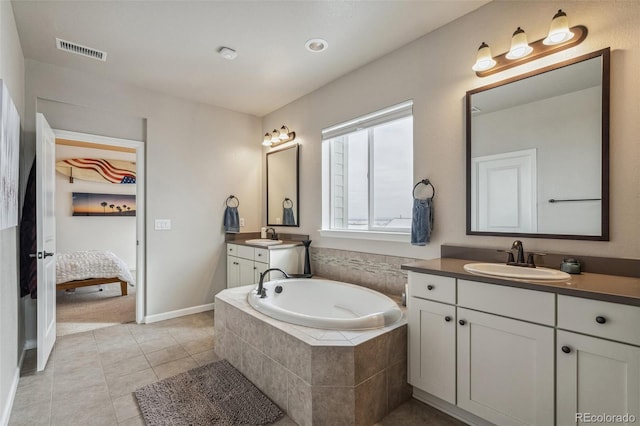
[56,251,135,285]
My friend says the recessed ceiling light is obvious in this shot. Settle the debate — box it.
[305,38,328,53]
[218,47,238,60]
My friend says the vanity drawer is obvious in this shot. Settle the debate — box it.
[409,272,456,304]
[558,295,640,346]
[236,245,255,260]
[254,248,269,263]
[458,280,555,326]
[227,244,238,256]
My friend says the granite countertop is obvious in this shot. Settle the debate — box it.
[402,258,640,306]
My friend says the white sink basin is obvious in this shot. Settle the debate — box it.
[463,263,571,281]
[245,239,283,246]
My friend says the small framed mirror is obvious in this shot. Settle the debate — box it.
[466,48,610,240]
[267,144,299,226]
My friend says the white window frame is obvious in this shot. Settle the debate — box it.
[321,100,413,241]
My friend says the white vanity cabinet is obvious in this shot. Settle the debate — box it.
[556,296,640,425]
[408,272,458,405]
[226,243,301,288]
[408,272,554,426]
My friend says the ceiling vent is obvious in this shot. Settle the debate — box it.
[56,38,107,62]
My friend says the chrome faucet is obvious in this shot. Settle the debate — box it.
[256,268,290,298]
[265,227,278,240]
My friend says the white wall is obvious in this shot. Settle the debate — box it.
[23,59,262,319]
[55,145,136,268]
[0,1,24,424]
[262,1,640,260]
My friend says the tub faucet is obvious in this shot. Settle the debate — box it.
[257,268,290,298]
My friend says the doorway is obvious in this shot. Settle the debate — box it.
[52,130,145,328]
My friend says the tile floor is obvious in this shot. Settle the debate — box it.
[8,311,464,426]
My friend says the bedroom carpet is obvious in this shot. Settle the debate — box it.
[56,281,136,336]
[135,359,283,425]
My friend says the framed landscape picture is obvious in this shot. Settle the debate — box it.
[0,80,20,230]
[72,192,136,217]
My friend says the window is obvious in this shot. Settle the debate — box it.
[322,101,413,235]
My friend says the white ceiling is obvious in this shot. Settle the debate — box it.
[11,0,489,117]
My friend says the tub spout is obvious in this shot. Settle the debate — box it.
[257,268,290,298]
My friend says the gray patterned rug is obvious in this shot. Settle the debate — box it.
[134,360,283,425]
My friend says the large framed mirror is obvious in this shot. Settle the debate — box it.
[466,48,610,240]
[267,144,299,226]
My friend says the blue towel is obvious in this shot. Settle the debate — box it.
[411,198,433,246]
[283,207,295,225]
[224,206,239,233]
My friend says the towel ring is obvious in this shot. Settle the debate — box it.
[226,195,239,208]
[283,198,294,208]
[413,179,435,200]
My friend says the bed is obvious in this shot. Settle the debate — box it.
[56,251,135,296]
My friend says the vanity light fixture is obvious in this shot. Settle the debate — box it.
[472,9,587,77]
[262,125,296,147]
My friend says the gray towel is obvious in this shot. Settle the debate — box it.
[224,206,239,233]
[283,207,295,225]
[411,198,433,246]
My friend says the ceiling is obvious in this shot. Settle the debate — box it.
[11,1,489,117]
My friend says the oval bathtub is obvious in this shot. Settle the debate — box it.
[247,278,402,330]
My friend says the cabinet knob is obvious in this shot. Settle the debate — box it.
[444,316,452,322]
[561,346,572,354]
[253,267,257,270]
[595,316,607,324]
[427,285,434,290]
[459,319,466,326]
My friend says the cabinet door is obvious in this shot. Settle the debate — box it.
[408,297,456,404]
[227,256,240,288]
[457,308,554,426]
[238,257,256,286]
[557,330,640,426]
[255,262,269,283]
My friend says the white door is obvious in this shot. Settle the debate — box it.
[227,255,240,288]
[408,297,456,404]
[457,308,554,425]
[36,113,56,371]
[254,262,268,284]
[557,330,640,426]
[472,149,537,233]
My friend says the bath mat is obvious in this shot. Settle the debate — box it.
[134,359,283,425]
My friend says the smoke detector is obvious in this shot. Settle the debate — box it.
[218,47,238,60]
[56,38,107,62]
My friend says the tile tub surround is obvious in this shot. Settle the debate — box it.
[310,247,419,296]
[214,286,411,426]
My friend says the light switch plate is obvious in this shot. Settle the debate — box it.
[155,219,171,230]
[239,218,245,227]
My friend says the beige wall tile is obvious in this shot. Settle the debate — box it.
[355,371,388,426]
[311,346,354,386]
[312,386,355,425]
[287,373,312,426]
[387,361,412,413]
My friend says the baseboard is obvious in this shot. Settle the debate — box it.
[0,366,20,426]
[144,302,214,324]
[412,388,494,426]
